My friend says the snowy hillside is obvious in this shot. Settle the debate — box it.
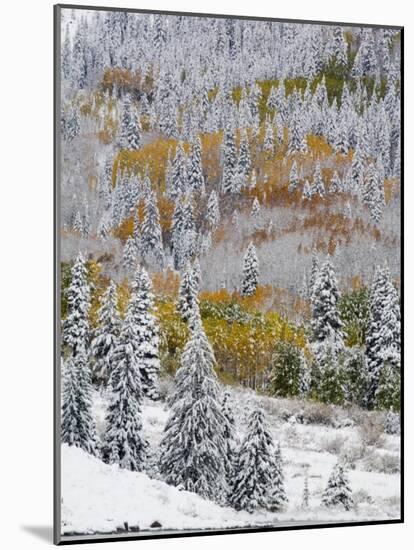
[61,389,400,536]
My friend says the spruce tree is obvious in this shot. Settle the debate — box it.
[241,243,259,297]
[170,142,188,199]
[222,125,237,194]
[102,303,147,471]
[221,390,239,499]
[365,266,400,408]
[288,160,299,193]
[141,190,164,266]
[317,345,345,405]
[129,267,161,400]
[231,407,275,512]
[177,262,200,325]
[123,235,137,271]
[91,280,121,385]
[311,260,344,357]
[330,171,342,194]
[206,190,220,229]
[127,107,142,150]
[301,474,310,509]
[270,341,305,398]
[188,137,205,194]
[237,129,251,183]
[159,315,227,502]
[61,345,97,456]
[268,443,289,511]
[311,162,325,197]
[62,253,90,356]
[321,462,353,511]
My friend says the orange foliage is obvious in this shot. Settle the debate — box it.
[152,268,180,297]
[113,215,134,243]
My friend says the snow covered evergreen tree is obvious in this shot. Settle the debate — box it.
[311,162,325,197]
[61,345,97,455]
[365,266,400,408]
[123,235,137,271]
[221,390,239,500]
[188,137,205,194]
[241,242,259,297]
[288,160,299,193]
[311,259,344,357]
[268,443,288,511]
[91,280,121,385]
[231,407,276,512]
[321,462,353,511]
[222,124,237,193]
[177,262,200,326]
[62,253,90,355]
[301,474,310,508]
[141,190,164,266]
[129,266,161,400]
[270,341,306,398]
[206,190,220,229]
[159,315,227,502]
[170,142,188,199]
[102,303,147,471]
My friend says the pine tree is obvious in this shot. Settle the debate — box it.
[301,474,310,509]
[329,171,342,194]
[376,360,400,411]
[62,253,90,356]
[311,260,344,357]
[221,390,239,499]
[288,160,299,193]
[316,345,345,405]
[237,129,251,183]
[309,252,320,298]
[222,125,237,193]
[206,190,220,229]
[188,137,205,194]
[102,304,147,471]
[141,190,164,266]
[321,462,353,511]
[170,142,188,199]
[311,162,325,197]
[61,345,97,455]
[177,262,200,325]
[123,235,137,271]
[343,347,368,407]
[270,341,306,398]
[127,107,142,150]
[129,267,161,400]
[302,179,313,200]
[268,443,288,511]
[231,407,275,512]
[241,243,259,297]
[365,266,400,408]
[91,280,121,385]
[159,316,227,502]
[119,94,132,149]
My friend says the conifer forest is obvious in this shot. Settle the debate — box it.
[58,6,402,538]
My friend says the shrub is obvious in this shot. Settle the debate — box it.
[359,415,385,448]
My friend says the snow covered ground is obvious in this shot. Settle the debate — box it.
[61,387,400,537]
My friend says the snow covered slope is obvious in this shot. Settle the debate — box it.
[61,388,400,536]
[61,444,272,535]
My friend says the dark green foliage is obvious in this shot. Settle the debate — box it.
[343,347,369,407]
[376,361,400,411]
[270,341,304,399]
[339,287,370,347]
